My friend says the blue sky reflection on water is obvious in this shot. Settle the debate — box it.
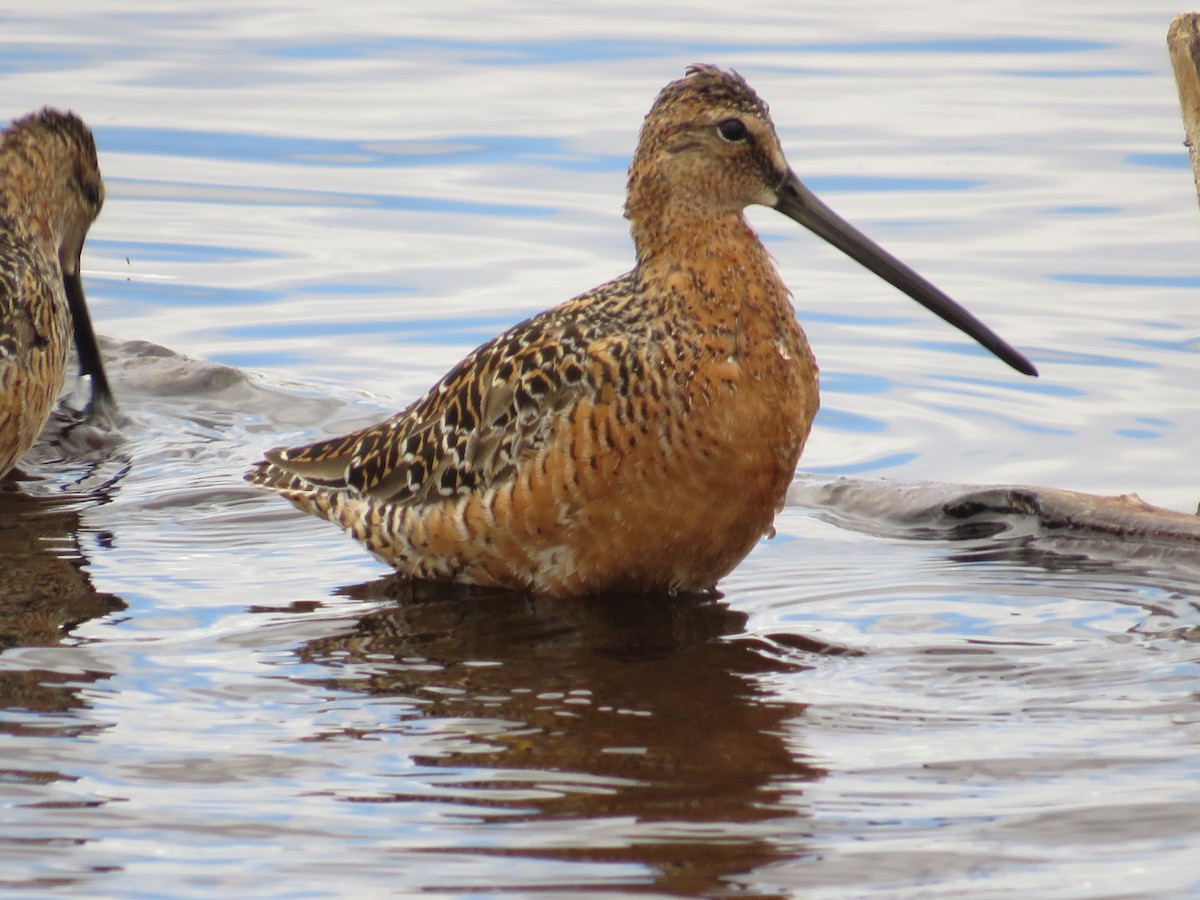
[1,3,1200,898]
[264,34,1115,63]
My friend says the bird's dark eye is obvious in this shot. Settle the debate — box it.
[73,161,102,208]
[717,118,748,142]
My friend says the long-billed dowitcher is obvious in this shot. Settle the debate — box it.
[247,65,1036,598]
[0,108,111,479]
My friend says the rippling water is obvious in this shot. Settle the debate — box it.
[2,1,1199,897]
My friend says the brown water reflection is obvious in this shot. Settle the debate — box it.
[0,484,123,724]
[293,580,823,896]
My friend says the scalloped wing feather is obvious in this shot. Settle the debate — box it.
[258,272,642,507]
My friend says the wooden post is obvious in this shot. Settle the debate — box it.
[1168,12,1200,208]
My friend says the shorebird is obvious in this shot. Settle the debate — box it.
[0,108,112,479]
[247,65,1036,598]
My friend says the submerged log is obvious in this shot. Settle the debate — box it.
[789,476,1200,575]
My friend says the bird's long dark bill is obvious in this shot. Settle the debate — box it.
[64,266,116,412]
[774,172,1037,377]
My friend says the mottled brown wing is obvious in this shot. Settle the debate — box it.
[0,232,41,366]
[264,272,642,505]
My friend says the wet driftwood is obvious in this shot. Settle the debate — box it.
[791,476,1200,544]
[789,476,1200,580]
[1169,11,1200,206]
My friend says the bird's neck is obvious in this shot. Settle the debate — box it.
[630,208,789,315]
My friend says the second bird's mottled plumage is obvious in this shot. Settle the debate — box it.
[248,64,1034,598]
[0,108,107,479]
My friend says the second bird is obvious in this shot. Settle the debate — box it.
[247,64,1037,598]
[0,108,111,481]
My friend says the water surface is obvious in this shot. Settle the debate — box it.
[2,2,1199,897]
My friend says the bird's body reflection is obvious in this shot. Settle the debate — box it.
[0,484,122,721]
[291,578,822,896]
